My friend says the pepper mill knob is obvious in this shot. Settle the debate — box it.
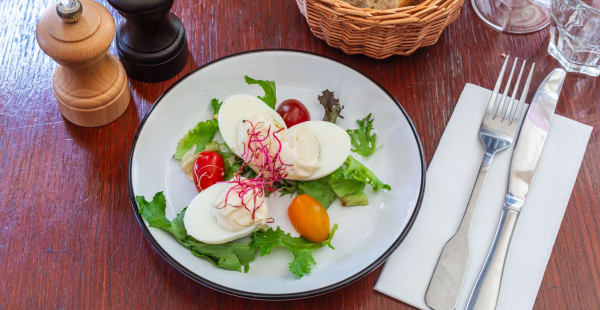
[56,0,82,23]
[36,0,131,127]
[107,0,188,82]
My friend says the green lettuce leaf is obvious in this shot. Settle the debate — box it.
[244,75,276,109]
[328,170,364,198]
[251,225,338,277]
[268,180,298,197]
[174,119,219,160]
[270,178,336,209]
[297,178,336,209]
[137,192,172,232]
[339,191,369,206]
[328,156,391,206]
[269,156,389,207]
[330,156,391,192]
[136,192,257,272]
[210,98,223,116]
[347,113,377,157]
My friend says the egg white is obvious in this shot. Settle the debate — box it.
[217,94,350,181]
[183,182,262,244]
[287,120,350,180]
[217,94,286,156]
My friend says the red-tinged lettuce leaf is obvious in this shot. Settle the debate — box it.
[318,89,344,123]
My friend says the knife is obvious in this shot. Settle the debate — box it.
[466,68,567,310]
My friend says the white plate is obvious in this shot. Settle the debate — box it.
[129,50,425,299]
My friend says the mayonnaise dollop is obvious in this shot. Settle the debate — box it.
[279,126,321,179]
[237,112,321,179]
[212,182,269,232]
[237,112,284,157]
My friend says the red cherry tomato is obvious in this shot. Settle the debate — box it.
[193,151,225,192]
[276,99,310,127]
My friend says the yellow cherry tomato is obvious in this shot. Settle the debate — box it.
[288,194,330,243]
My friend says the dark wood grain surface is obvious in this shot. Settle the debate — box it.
[1,0,598,308]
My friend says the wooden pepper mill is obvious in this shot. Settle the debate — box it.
[36,0,131,127]
[107,0,188,82]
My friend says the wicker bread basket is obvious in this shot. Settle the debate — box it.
[296,0,464,59]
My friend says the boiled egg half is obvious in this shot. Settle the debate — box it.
[217,94,350,180]
[183,180,269,244]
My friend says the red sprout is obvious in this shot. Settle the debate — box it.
[217,119,292,224]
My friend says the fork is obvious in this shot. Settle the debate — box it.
[424,55,535,310]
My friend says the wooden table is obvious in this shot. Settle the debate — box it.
[1,0,598,308]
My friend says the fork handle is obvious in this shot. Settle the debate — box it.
[425,152,494,310]
[466,207,520,310]
[457,151,494,235]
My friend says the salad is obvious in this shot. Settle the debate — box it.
[136,76,390,278]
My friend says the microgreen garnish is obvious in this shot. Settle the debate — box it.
[219,119,291,223]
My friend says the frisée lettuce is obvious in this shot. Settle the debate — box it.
[347,113,377,157]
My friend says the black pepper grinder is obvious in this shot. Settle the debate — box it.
[107,0,188,82]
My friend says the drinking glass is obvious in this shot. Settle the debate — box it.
[472,0,551,33]
[548,0,600,76]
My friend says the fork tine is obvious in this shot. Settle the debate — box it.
[510,63,536,125]
[501,60,526,123]
[493,57,518,119]
[486,55,510,116]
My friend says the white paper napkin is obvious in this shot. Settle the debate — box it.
[374,83,592,310]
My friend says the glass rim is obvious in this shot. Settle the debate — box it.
[570,0,600,14]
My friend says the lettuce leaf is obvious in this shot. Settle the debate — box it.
[269,179,299,197]
[244,75,276,109]
[328,156,390,206]
[338,191,369,206]
[210,98,223,116]
[347,113,377,157]
[251,225,338,277]
[297,178,336,208]
[270,156,389,207]
[318,89,344,123]
[174,119,219,160]
[330,156,391,193]
[136,192,257,272]
[271,178,336,209]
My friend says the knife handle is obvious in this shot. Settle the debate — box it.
[466,206,520,310]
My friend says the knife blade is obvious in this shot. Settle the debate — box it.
[466,68,567,310]
[507,68,566,202]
